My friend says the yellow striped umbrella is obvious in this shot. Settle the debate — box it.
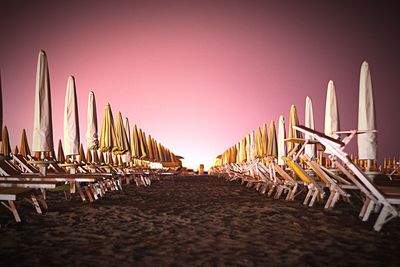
[288,104,301,152]
[19,129,31,157]
[114,111,130,155]
[57,139,65,163]
[261,123,268,157]
[1,126,11,157]
[99,103,117,152]
[267,120,278,158]
[255,126,263,158]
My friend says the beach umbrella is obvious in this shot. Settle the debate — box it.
[240,138,247,163]
[123,117,131,163]
[157,143,164,162]
[261,123,268,157]
[78,143,86,163]
[267,120,278,158]
[288,105,301,152]
[99,151,105,164]
[137,128,147,159]
[14,145,19,155]
[93,149,99,164]
[304,96,316,158]
[142,131,149,159]
[57,139,65,163]
[19,129,31,158]
[131,124,140,158]
[86,91,98,150]
[99,103,117,152]
[152,138,159,162]
[255,127,263,158]
[147,135,154,161]
[64,76,80,156]
[1,126,11,157]
[86,148,92,163]
[32,50,54,154]
[114,111,130,155]
[358,61,377,160]
[324,80,340,139]
[277,115,286,165]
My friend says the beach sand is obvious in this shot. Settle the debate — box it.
[0,175,399,266]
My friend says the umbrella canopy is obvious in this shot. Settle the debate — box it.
[147,135,154,161]
[261,123,268,157]
[1,126,11,156]
[114,111,130,155]
[93,149,100,164]
[245,134,251,162]
[277,115,286,165]
[255,127,263,158]
[124,118,131,150]
[99,151,105,164]
[358,61,377,160]
[267,120,278,158]
[78,143,86,163]
[304,96,316,158]
[99,103,117,152]
[137,128,147,159]
[64,76,80,156]
[142,131,149,159]
[131,124,140,158]
[86,91,98,149]
[86,148,92,163]
[240,137,247,163]
[152,138,159,162]
[14,145,19,155]
[57,139,65,163]
[19,129,31,157]
[324,80,340,139]
[288,105,301,152]
[32,50,54,152]
[157,142,164,162]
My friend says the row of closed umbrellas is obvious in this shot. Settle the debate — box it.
[1,50,182,165]
[217,61,377,166]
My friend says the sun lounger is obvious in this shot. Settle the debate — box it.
[294,125,400,231]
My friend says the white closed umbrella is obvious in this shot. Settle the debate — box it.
[64,76,80,156]
[358,61,377,160]
[324,80,340,139]
[86,91,98,150]
[305,96,316,158]
[32,50,54,154]
[277,115,286,165]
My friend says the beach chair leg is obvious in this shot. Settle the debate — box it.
[29,194,42,214]
[373,206,391,232]
[324,191,334,209]
[309,190,319,207]
[274,186,283,199]
[40,188,47,200]
[76,183,87,202]
[330,192,340,209]
[290,185,298,201]
[362,200,375,222]
[303,188,313,205]
[359,198,370,218]
[84,186,94,203]
[90,184,99,200]
[37,194,48,210]
[267,185,275,197]
[1,200,21,223]
[70,181,76,194]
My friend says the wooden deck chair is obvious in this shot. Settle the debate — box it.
[0,188,47,222]
[283,156,325,207]
[294,125,400,231]
[273,164,299,201]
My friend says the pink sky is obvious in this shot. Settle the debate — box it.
[1,1,399,169]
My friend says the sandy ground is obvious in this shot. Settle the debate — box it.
[0,175,399,267]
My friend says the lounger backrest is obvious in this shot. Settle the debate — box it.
[283,156,311,184]
[49,163,67,173]
[0,159,21,176]
[13,154,39,173]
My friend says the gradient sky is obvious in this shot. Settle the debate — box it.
[1,0,399,170]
